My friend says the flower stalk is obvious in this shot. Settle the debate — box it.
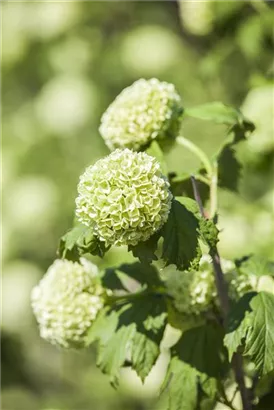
[190,175,252,410]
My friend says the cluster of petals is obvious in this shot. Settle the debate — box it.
[75,149,172,246]
[31,259,104,348]
[165,256,237,316]
[99,78,183,151]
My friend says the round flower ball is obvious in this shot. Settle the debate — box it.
[99,78,183,151]
[75,149,172,247]
[164,256,236,318]
[31,259,104,349]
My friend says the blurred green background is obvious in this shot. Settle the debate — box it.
[2,1,274,409]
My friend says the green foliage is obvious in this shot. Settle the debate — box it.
[161,199,201,270]
[225,292,274,376]
[224,292,257,361]
[161,324,226,410]
[236,254,274,278]
[58,224,110,260]
[161,359,198,410]
[128,232,160,264]
[87,294,167,386]
[185,102,242,125]
[102,262,162,290]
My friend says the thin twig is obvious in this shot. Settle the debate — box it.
[190,175,253,410]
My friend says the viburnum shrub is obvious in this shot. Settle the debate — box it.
[32,78,274,410]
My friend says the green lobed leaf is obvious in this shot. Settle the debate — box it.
[243,292,274,376]
[224,292,257,361]
[58,224,110,261]
[160,324,225,410]
[174,324,226,380]
[216,120,255,192]
[185,102,242,125]
[176,196,219,249]
[160,358,198,410]
[225,292,274,376]
[128,231,160,264]
[236,255,274,278]
[161,199,201,270]
[88,295,167,386]
[102,262,163,291]
[217,143,242,192]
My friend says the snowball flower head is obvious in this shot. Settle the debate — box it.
[31,259,104,348]
[99,78,183,151]
[165,256,236,317]
[165,255,218,316]
[75,149,172,246]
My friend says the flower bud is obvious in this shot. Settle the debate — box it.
[31,259,104,348]
[99,78,183,151]
[75,149,172,246]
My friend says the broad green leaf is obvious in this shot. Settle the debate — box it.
[224,292,257,360]
[161,199,201,270]
[128,231,160,264]
[217,144,242,192]
[58,224,110,260]
[89,295,167,386]
[161,324,226,410]
[174,324,226,379]
[161,358,198,410]
[244,292,274,376]
[225,292,274,376]
[185,102,242,125]
[58,225,87,261]
[97,322,136,387]
[102,262,162,291]
[216,120,255,192]
[146,140,168,175]
[176,196,219,250]
[236,255,274,278]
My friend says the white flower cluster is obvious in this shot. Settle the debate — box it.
[75,149,172,246]
[31,259,104,348]
[99,78,183,151]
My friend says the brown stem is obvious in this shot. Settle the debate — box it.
[190,175,252,410]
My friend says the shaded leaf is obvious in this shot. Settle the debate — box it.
[218,144,242,192]
[102,262,162,291]
[58,224,110,261]
[88,295,167,386]
[244,292,274,376]
[161,358,198,410]
[128,231,160,264]
[225,292,274,376]
[224,292,257,361]
[174,324,226,379]
[161,199,201,270]
[236,255,274,278]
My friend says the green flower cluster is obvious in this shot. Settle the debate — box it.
[99,78,183,151]
[165,255,273,323]
[75,149,172,246]
[164,255,223,317]
[31,259,104,348]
